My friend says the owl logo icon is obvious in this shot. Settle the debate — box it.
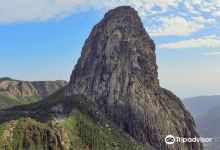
[165,135,175,145]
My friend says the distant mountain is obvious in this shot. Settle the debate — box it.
[182,95,220,118]
[197,106,220,150]
[197,106,220,137]
[0,77,67,109]
[182,95,220,150]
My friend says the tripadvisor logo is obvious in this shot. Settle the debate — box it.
[165,135,213,145]
[165,135,175,145]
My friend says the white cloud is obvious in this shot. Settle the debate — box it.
[203,51,220,55]
[159,35,220,49]
[0,0,218,37]
[194,0,220,16]
[212,11,220,17]
[191,0,202,5]
[192,16,216,24]
[91,0,180,16]
[184,1,198,14]
[144,0,219,36]
[0,0,180,24]
[0,0,88,24]
[147,16,204,36]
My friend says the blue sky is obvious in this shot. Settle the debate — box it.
[0,0,220,98]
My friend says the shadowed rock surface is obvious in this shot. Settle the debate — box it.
[66,6,203,150]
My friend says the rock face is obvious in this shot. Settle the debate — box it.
[0,77,67,98]
[67,6,203,150]
[0,118,70,150]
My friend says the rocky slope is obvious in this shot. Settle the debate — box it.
[66,6,203,150]
[0,91,148,150]
[0,77,67,109]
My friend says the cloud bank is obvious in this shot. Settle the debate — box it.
[0,0,180,24]
[0,0,220,43]
[0,0,219,37]
[159,35,220,49]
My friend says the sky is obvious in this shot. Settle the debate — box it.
[0,0,220,98]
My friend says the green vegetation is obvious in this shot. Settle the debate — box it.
[0,92,148,150]
[0,92,23,109]
[0,123,6,134]
[61,109,84,150]
[18,95,42,104]
[0,77,13,82]
[0,118,66,150]
[62,109,146,150]
[0,109,146,150]
[0,91,44,110]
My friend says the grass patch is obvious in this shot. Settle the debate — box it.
[62,109,147,150]
[18,95,42,104]
[0,92,23,109]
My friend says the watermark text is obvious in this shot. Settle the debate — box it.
[165,135,212,145]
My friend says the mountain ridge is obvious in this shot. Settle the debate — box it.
[0,77,67,109]
[182,95,220,117]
